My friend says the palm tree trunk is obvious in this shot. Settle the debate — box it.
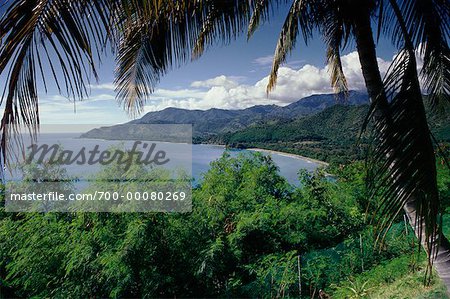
[352,5,450,293]
[351,5,390,115]
[404,200,450,289]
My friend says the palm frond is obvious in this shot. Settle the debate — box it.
[421,45,450,110]
[380,0,450,109]
[191,1,255,60]
[368,49,441,268]
[115,0,267,113]
[267,0,318,93]
[114,0,201,115]
[0,0,111,166]
[191,12,212,61]
[321,2,352,96]
[326,46,348,96]
[114,23,154,115]
[115,18,193,115]
[368,0,442,274]
[247,0,272,40]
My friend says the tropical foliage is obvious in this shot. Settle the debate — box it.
[0,0,449,294]
[1,153,449,298]
[214,102,450,165]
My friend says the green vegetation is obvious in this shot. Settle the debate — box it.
[215,104,450,165]
[0,0,448,296]
[81,92,370,142]
[214,105,369,164]
[1,153,449,298]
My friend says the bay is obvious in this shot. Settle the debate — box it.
[9,133,322,185]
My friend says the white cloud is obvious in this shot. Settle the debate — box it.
[31,50,401,123]
[252,56,304,69]
[286,59,306,68]
[89,83,115,91]
[91,94,116,101]
[32,94,129,124]
[142,51,393,113]
[191,75,244,89]
[153,88,206,99]
[253,55,274,66]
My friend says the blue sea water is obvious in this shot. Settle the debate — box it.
[8,133,321,185]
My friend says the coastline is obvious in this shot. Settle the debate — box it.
[72,136,328,167]
[246,148,329,167]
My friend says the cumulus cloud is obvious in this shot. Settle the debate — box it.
[142,51,394,113]
[190,75,245,89]
[154,88,206,99]
[33,50,401,122]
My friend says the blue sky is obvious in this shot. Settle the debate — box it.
[1,3,399,125]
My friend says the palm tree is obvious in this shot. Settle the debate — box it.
[200,0,450,289]
[1,0,449,291]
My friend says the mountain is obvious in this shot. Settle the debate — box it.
[81,91,369,140]
[212,101,449,164]
[270,90,369,118]
[213,104,371,164]
[129,106,281,137]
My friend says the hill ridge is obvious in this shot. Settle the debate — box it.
[82,91,369,140]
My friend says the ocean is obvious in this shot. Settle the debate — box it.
[7,133,321,185]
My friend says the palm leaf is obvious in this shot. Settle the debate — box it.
[267,0,318,93]
[114,0,269,114]
[0,0,111,166]
[114,0,201,115]
[326,45,348,97]
[368,49,441,273]
[380,0,450,109]
[367,0,443,277]
[191,0,256,60]
[321,1,352,96]
[247,0,273,40]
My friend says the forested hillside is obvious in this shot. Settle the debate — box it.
[81,92,369,140]
[1,153,449,298]
[214,105,370,164]
[214,103,450,164]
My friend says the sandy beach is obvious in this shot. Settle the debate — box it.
[246,148,329,167]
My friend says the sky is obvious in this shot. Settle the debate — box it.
[1,3,399,125]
